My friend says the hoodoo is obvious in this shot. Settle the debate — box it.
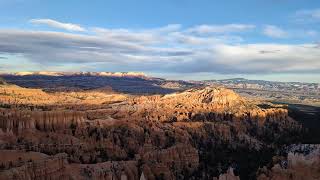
[0,83,303,179]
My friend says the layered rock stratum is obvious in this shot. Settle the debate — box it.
[0,83,305,179]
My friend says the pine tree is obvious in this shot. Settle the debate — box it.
[0,77,6,85]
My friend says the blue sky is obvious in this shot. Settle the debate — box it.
[0,0,320,82]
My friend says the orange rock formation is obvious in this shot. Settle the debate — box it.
[0,84,302,179]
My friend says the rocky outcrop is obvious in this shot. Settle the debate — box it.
[0,109,85,133]
[0,85,303,179]
[214,168,240,180]
[66,161,139,180]
[0,152,68,180]
[257,144,320,180]
[0,85,127,106]
[140,143,199,179]
[0,151,139,180]
[109,87,290,126]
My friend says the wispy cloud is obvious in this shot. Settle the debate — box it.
[262,25,288,38]
[30,19,86,32]
[187,24,255,34]
[262,25,317,39]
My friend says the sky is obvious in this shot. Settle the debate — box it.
[0,0,320,82]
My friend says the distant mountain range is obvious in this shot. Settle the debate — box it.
[0,71,194,94]
[1,71,147,78]
[204,77,319,85]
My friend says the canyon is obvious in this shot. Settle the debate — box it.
[0,75,318,180]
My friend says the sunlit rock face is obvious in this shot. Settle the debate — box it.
[110,87,290,125]
[0,84,303,179]
[0,109,86,133]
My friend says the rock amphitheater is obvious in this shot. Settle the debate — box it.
[0,83,316,180]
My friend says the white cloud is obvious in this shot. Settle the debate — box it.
[0,23,319,75]
[262,25,317,39]
[30,19,86,32]
[262,25,288,38]
[187,24,255,34]
[91,24,182,45]
[208,44,320,73]
[171,32,243,45]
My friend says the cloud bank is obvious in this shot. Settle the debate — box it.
[0,20,319,75]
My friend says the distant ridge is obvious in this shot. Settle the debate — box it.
[2,71,147,78]
[0,71,195,94]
